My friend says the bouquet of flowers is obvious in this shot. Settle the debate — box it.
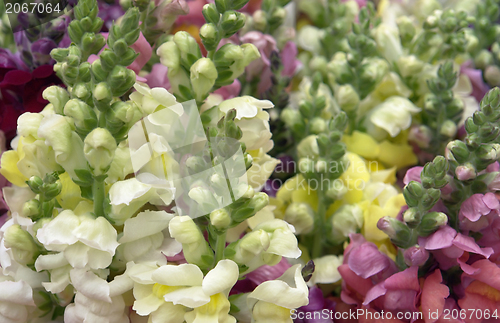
[1,0,500,322]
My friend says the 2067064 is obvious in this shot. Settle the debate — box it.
[5,2,61,13]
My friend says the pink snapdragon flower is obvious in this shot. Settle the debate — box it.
[458,193,500,232]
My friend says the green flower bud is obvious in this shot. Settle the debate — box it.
[43,181,63,200]
[281,108,302,128]
[308,117,326,134]
[447,140,469,164]
[396,16,416,43]
[485,65,500,86]
[108,65,137,97]
[252,10,267,31]
[474,50,494,70]
[186,156,209,174]
[83,128,117,175]
[377,217,413,248]
[248,192,269,213]
[269,7,286,26]
[418,212,448,236]
[214,0,229,13]
[403,207,420,226]
[440,120,458,138]
[244,152,253,169]
[27,176,44,194]
[200,23,220,52]
[64,99,98,135]
[232,0,250,10]
[210,208,231,230]
[330,205,363,244]
[403,181,424,207]
[328,52,353,84]
[423,15,438,29]
[360,57,389,85]
[91,59,108,83]
[396,55,424,79]
[202,4,220,24]
[157,41,181,71]
[42,86,70,115]
[190,58,218,102]
[174,31,202,66]
[220,11,246,36]
[22,199,40,218]
[335,84,360,111]
[297,135,319,159]
[284,203,314,234]
[93,82,112,102]
[4,225,40,265]
[298,158,315,175]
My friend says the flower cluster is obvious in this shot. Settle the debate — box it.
[1,0,500,322]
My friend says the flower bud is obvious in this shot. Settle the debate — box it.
[335,84,360,111]
[202,4,220,24]
[22,199,40,218]
[403,207,420,225]
[27,176,44,194]
[447,140,469,164]
[396,16,416,43]
[403,245,429,267]
[424,15,438,29]
[83,128,117,175]
[42,86,69,115]
[248,192,269,213]
[190,58,218,102]
[297,135,319,159]
[360,58,389,85]
[221,11,246,36]
[210,208,231,230]
[326,182,347,200]
[408,125,432,149]
[200,23,220,52]
[64,99,98,135]
[284,203,314,234]
[214,0,229,12]
[396,55,424,79]
[440,120,457,138]
[309,56,328,74]
[330,205,363,244]
[328,52,353,84]
[252,10,267,31]
[108,65,137,97]
[174,31,202,66]
[485,65,500,86]
[233,230,270,264]
[93,82,112,102]
[465,32,479,54]
[281,108,303,129]
[309,117,327,134]
[157,41,181,70]
[475,50,494,70]
[377,216,412,248]
[4,225,40,265]
[455,163,477,181]
[418,212,448,236]
[43,181,63,200]
[169,216,214,267]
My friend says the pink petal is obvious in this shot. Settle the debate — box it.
[403,167,423,185]
[384,266,420,291]
[348,243,391,278]
[421,269,449,323]
[465,259,500,290]
[452,233,494,258]
[363,282,387,305]
[423,226,457,250]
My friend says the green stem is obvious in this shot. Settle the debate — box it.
[92,177,105,217]
[312,190,327,259]
[207,50,215,60]
[214,229,227,264]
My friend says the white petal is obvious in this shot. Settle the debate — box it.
[163,286,210,308]
[150,303,186,323]
[120,211,174,243]
[152,264,203,287]
[70,269,112,302]
[73,216,118,254]
[202,260,239,296]
[133,293,165,316]
[0,280,35,305]
[109,178,151,206]
[36,210,79,247]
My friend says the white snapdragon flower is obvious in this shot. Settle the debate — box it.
[246,148,280,190]
[230,219,301,273]
[218,96,275,152]
[117,210,182,265]
[306,255,343,286]
[64,268,134,323]
[108,178,176,225]
[364,96,421,140]
[129,83,181,117]
[0,278,36,323]
[247,264,309,323]
[129,260,239,323]
[36,210,119,270]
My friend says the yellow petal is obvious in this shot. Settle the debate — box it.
[56,172,85,210]
[370,166,397,184]
[0,150,28,187]
[378,140,418,169]
[343,131,380,160]
[362,204,388,242]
